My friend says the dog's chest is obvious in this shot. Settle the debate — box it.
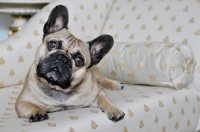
[41,85,75,102]
[38,83,99,112]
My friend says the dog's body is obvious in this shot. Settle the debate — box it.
[15,5,125,123]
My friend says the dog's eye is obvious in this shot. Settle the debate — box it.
[47,41,62,51]
[49,42,56,49]
[75,57,84,67]
[71,51,85,67]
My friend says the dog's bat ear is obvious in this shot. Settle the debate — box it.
[88,35,114,68]
[43,5,68,35]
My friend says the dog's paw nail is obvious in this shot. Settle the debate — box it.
[29,115,37,123]
[29,118,33,123]
[118,116,123,120]
[111,116,115,121]
[100,108,104,112]
[44,114,49,120]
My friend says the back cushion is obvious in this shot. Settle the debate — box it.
[101,0,200,89]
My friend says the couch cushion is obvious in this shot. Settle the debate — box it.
[0,0,113,88]
[0,84,199,132]
[101,0,200,90]
[98,42,195,89]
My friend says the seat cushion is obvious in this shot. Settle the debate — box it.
[0,84,199,132]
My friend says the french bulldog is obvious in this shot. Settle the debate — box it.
[15,5,125,123]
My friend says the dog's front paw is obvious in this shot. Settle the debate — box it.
[29,112,48,123]
[103,78,124,90]
[16,102,49,123]
[104,107,125,122]
[111,80,124,90]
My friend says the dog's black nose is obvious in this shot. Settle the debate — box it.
[57,54,68,63]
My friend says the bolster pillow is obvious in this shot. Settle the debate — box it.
[97,42,195,89]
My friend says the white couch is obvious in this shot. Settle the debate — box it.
[0,0,200,132]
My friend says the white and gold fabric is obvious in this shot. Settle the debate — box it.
[102,0,200,91]
[0,0,200,132]
[98,42,195,89]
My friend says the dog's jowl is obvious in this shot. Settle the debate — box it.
[15,5,125,123]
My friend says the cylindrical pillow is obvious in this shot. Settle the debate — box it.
[97,42,195,89]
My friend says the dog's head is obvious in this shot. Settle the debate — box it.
[36,5,113,91]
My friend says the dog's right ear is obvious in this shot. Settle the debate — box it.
[43,5,68,36]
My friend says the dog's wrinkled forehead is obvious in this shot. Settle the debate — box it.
[43,28,88,53]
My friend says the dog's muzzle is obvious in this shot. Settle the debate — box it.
[37,52,72,89]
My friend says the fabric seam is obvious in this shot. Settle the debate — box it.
[100,0,115,35]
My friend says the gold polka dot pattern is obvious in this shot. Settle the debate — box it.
[98,42,195,89]
[101,0,200,90]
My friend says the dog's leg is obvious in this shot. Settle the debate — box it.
[91,66,124,90]
[94,89,125,121]
[15,101,48,123]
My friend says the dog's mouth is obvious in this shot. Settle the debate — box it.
[37,52,72,89]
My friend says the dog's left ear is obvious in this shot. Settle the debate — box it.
[43,5,68,36]
[88,34,114,68]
